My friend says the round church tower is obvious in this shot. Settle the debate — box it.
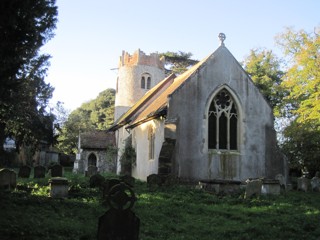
[114,49,165,121]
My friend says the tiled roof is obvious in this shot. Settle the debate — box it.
[109,46,219,131]
[126,53,213,129]
[81,131,115,149]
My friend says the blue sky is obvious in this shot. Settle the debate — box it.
[42,0,320,111]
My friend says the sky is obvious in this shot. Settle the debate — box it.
[41,0,320,111]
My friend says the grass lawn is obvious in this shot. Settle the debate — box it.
[1,172,320,240]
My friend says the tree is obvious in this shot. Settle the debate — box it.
[159,51,198,74]
[242,48,285,113]
[276,26,320,123]
[0,0,58,163]
[57,89,115,154]
[275,26,320,174]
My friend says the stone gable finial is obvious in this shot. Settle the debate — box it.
[218,33,226,46]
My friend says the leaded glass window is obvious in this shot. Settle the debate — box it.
[208,89,238,150]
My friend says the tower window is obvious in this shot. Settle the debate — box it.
[208,89,238,150]
[141,73,152,89]
[141,76,145,88]
[147,77,151,89]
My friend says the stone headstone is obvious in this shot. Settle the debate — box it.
[34,165,46,178]
[97,183,140,240]
[120,175,135,187]
[18,165,31,178]
[245,179,262,198]
[147,174,163,188]
[275,174,286,190]
[89,174,105,188]
[311,177,320,192]
[103,178,121,199]
[297,177,310,192]
[86,165,98,177]
[49,177,68,198]
[51,164,63,177]
[261,179,280,195]
[0,168,16,190]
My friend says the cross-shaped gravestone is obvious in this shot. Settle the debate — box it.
[97,182,140,240]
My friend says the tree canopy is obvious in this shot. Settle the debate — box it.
[0,0,58,163]
[57,89,115,154]
[159,51,198,74]
[275,26,320,175]
[242,48,285,113]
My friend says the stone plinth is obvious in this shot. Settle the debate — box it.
[49,177,68,198]
[261,179,280,195]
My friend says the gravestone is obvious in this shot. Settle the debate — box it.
[120,175,135,187]
[86,165,98,177]
[311,177,320,192]
[261,179,280,195]
[34,165,46,178]
[97,183,140,240]
[49,177,69,198]
[245,179,262,198]
[199,179,241,194]
[89,174,105,188]
[18,165,31,178]
[275,174,286,190]
[297,177,310,192]
[147,174,163,188]
[103,178,121,199]
[51,164,63,177]
[0,168,16,190]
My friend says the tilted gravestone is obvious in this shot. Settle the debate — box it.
[0,168,16,190]
[86,165,98,177]
[51,164,63,177]
[97,182,140,240]
[18,165,31,178]
[34,165,46,178]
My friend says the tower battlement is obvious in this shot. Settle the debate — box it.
[119,49,165,69]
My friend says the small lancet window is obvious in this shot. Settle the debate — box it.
[208,89,238,150]
[147,77,151,89]
[141,76,145,88]
[141,73,151,89]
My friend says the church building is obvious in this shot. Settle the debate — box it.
[109,34,287,182]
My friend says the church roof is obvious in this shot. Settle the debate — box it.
[81,131,115,149]
[109,44,236,131]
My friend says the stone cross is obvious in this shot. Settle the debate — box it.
[97,182,140,240]
[218,33,226,46]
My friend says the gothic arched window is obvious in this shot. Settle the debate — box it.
[208,89,238,150]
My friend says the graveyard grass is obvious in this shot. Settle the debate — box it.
[1,171,320,240]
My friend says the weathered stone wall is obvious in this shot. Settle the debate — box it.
[131,119,164,181]
[166,46,284,181]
